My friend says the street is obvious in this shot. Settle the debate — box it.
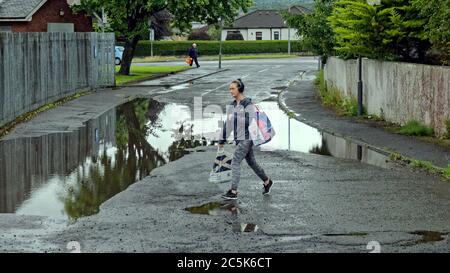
[1,57,450,253]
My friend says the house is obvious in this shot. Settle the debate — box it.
[0,0,92,32]
[222,5,312,41]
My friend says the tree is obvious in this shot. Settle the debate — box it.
[153,9,173,40]
[412,0,450,65]
[207,25,222,40]
[329,0,428,62]
[283,0,335,63]
[330,0,382,59]
[75,0,252,75]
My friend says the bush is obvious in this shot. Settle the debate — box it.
[188,31,211,40]
[342,96,358,117]
[315,70,360,116]
[315,70,326,91]
[316,70,340,107]
[207,26,221,40]
[445,119,450,138]
[133,40,303,56]
[398,120,434,136]
[411,159,436,171]
[444,165,450,180]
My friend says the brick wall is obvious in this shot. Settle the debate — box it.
[10,0,92,32]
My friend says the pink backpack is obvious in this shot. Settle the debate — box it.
[249,104,275,146]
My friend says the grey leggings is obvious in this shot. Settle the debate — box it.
[231,140,268,190]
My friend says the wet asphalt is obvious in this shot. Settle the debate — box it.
[1,58,450,253]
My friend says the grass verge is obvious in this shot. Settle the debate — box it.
[445,119,450,139]
[315,70,361,116]
[398,120,434,136]
[390,152,450,181]
[115,65,191,85]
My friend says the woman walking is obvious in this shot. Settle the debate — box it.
[188,43,200,68]
[218,79,273,200]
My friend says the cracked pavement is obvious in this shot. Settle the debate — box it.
[1,58,450,253]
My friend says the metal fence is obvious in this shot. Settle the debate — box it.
[0,32,115,128]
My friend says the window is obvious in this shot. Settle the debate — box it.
[256,32,262,40]
[226,30,244,40]
[274,31,279,40]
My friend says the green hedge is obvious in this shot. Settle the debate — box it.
[132,40,303,56]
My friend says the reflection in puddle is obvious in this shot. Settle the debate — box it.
[258,101,323,153]
[186,201,239,216]
[0,98,217,221]
[309,139,332,156]
[0,97,392,222]
[186,201,258,233]
[257,101,390,168]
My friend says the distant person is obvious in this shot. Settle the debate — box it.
[218,79,274,200]
[188,43,200,68]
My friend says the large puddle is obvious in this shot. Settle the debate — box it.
[0,98,390,222]
[257,101,390,168]
[0,98,217,221]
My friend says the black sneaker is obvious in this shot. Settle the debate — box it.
[263,179,273,195]
[222,189,237,200]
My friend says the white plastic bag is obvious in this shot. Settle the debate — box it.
[209,147,233,183]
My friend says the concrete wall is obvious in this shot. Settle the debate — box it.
[0,32,115,128]
[324,57,450,136]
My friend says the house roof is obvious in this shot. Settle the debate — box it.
[289,5,313,15]
[0,0,47,21]
[226,6,312,29]
[230,10,286,29]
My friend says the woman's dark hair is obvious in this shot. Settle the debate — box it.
[232,78,245,92]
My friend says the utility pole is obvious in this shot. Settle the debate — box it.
[357,56,363,116]
[288,117,291,150]
[219,18,224,69]
[356,1,378,116]
[287,6,291,55]
[149,19,154,57]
